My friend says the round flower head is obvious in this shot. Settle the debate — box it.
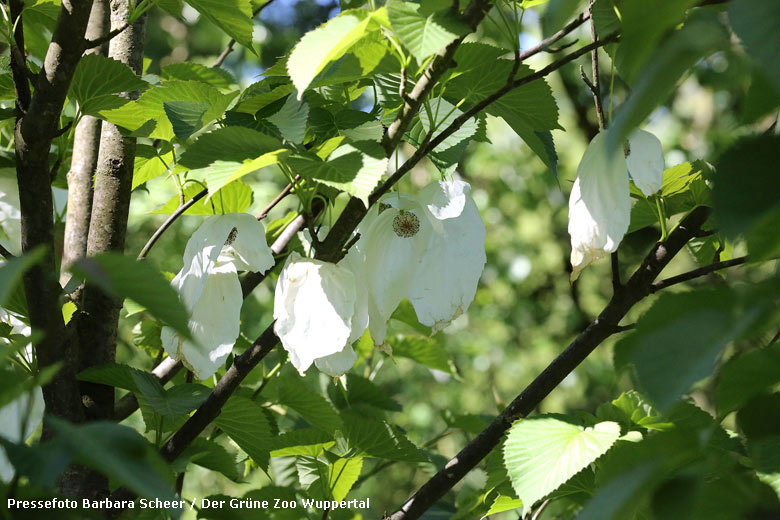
[626,129,665,196]
[162,213,274,380]
[355,179,486,346]
[568,131,630,282]
[274,252,366,375]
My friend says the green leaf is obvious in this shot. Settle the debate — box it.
[47,418,176,503]
[614,288,767,411]
[160,62,236,91]
[187,0,255,51]
[286,140,387,206]
[341,413,428,462]
[389,335,454,374]
[163,100,210,141]
[177,126,282,170]
[265,95,309,143]
[70,55,148,116]
[729,0,780,91]
[485,494,524,516]
[177,438,242,482]
[716,344,780,416]
[270,429,336,457]
[337,374,402,411]
[276,381,342,434]
[387,0,469,62]
[613,0,700,84]
[748,436,780,500]
[99,81,238,141]
[606,12,729,153]
[191,149,288,201]
[713,135,780,245]
[132,144,174,190]
[503,416,621,514]
[308,108,384,142]
[287,9,385,94]
[0,247,46,307]
[234,81,296,114]
[77,362,160,393]
[214,396,274,470]
[69,254,191,340]
[153,180,253,215]
[296,454,363,501]
[133,377,210,419]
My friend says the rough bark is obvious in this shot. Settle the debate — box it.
[78,0,146,423]
[60,0,111,287]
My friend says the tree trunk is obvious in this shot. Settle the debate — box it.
[60,0,111,287]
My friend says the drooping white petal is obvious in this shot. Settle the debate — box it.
[314,345,358,377]
[0,170,22,257]
[0,386,44,482]
[408,186,486,330]
[419,179,469,221]
[357,204,431,346]
[162,261,242,379]
[627,130,665,196]
[568,132,630,282]
[274,253,359,375]
[219,213,275,273]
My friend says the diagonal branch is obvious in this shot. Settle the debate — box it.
[650,256,748,292]
[212,0,278,68]
[387,206,711,520]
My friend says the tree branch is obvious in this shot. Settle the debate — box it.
[83,22,129,50]
[138,189,208,260]
[387,206,711,520]
[516,12,589,62]
[650,256,748,293]
[212,0,277,68]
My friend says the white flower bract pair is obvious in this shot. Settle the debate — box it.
[568,130,664,281]
[273,180,486,377]
[162,213,274,380]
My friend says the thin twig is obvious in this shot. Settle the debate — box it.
[586,0,605,129]
[84,22,129,49]
[257,177,298,220]
[212,1,276,68]
[650,256,748,293]
[137,189,208,260]
[531,499,551,520]
[516,12,589,62]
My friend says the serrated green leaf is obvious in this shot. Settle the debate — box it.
[270,429,336,457]
[387,0,469,62]
[287,9,386,94]
[287,140,387,205]
[187,0,255,51]
[48,418,176,503]
[70,254,191,340]
[265,95,308,143]
[485,494,523,516]
[296,454,363,501]
[389,335,454,374]
[177,126,282,170]
[276,381,342,434]
[309,108,384,142]
[153,180,253,215]
[341,413,428,462]
[160,62,236,91]
[191,149,288,201]
[214,396,273,470]
[504,416,620,514]
[133,376,210,419]
[716,344,780,416]
[606,12,729,152]
[0,247,46,307]
[77,362,160,393]
[163,100,210,141]
[178,438,242,482]
[132,144,174,190]
[70,55,149,116]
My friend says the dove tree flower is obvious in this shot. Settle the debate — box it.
[568,130,665,281]
[162,213,274,380]
[0,387,44,482]
[355,179,487,347]
[0,170,22,256]
[273,252,368,376]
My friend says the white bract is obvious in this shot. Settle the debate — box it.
[162,213,274,380]
[274,252,367,376]
[355,179,486,347]
[0,169,22,256]
[627,130,665,196]
[0,386,44,482]
[568,132,630,282]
